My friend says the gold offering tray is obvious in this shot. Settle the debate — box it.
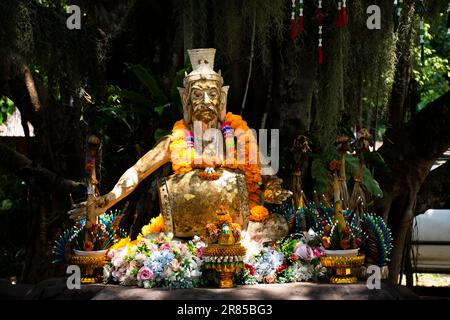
[69,253,109,284]
[320,254,365,284]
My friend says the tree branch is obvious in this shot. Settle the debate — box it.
[416,160,450,213]
[0,143,85,194]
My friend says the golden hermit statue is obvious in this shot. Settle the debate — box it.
[69,48,291,239]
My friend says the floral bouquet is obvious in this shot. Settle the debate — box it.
[239,231,326,285]
[104,233,206,289]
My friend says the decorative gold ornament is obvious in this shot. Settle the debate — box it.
[203,244,246,257]
[202,209,246,288]
[320,254,365,284]
[69,252,109,284]
[203,244,246,288]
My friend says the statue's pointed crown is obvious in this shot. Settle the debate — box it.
[183,48,223,87]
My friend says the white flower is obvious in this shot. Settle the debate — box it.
[190,270,202,278]
[166,232,174,240]
[163,267,174,278]
[103,266,111,281]
[134,253,147,264]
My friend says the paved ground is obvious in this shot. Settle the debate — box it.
[0,279,420,300]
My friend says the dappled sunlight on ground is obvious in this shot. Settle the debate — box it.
[401,273,450,287]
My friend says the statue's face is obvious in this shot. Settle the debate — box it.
[190,80,221,124]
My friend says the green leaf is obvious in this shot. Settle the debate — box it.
[126,64,167,105]
[1,199,13,210]
[362,166,383,198]
[154,128,172,141]
[363,151,389,173]
[330,223,341,249]
[114,88,149,106]
[311,159,330,195]
[154,103,171,115]
[344,154,383,198]
[344,154,359,178]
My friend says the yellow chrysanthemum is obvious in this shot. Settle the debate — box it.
[110,237,130,250]
[141,214,165,236]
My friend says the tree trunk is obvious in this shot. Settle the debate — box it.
[416,160,450,213]
[376,91,450,284]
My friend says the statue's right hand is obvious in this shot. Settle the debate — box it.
[68,201,88,221]
[68,195,108,221]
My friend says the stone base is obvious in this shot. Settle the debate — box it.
[247,213,289,243]
[0,279,420,300]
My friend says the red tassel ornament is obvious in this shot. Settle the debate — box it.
[290,0,298,40]
[342,0,348,26]
[291,19,298,39]
[336,1,343,27]
[298,15,304,35]
[298,1,304,35]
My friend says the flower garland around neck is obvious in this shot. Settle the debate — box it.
[169,112,268,222]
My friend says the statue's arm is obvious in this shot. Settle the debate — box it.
[100,135,171,211]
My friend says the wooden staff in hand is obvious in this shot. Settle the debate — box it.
[85,135,101,229]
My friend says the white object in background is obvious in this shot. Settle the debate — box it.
[413,209,450,273]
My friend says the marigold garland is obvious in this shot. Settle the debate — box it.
[169,113,264,218]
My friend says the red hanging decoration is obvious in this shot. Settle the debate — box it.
[342,0,348,26]
[290,0,298,40]
[298,15,304,34]
[298,0,304,35]
[291,19,298,39]
[312,1,327,65]
[336,1,343,27]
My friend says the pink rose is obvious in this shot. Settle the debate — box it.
[178,243,187,254]
[196,246,204,258]
[294,243,314,261]
[313,247,323,258]
[160,243,172,252]
[137,266,153,281]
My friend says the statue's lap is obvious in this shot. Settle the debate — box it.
[158,169,249,238]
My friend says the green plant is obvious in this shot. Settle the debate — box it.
[0,96,16,125]
[413,20,450,111]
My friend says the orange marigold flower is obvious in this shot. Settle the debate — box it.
[328,160,341,172]
[322,236,331,249]
[249,205,269,222]
[83,240,94,251]
[231,222,241,230]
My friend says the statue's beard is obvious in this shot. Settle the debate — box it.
[192,105,218,124]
